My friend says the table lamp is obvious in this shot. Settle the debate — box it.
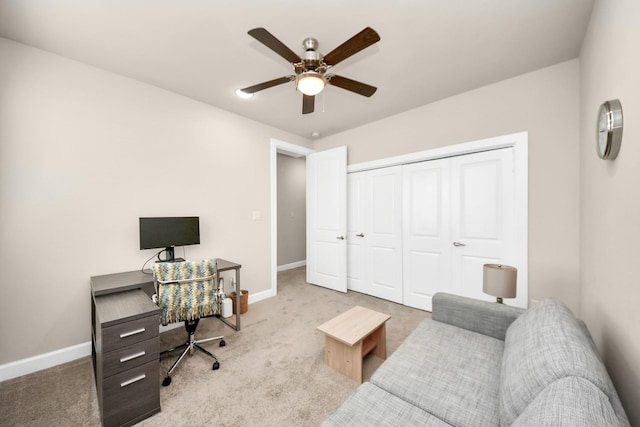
[483,264,517,304]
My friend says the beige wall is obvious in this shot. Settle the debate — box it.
[315,60,582,313]
[579,0,640,423]
[0,37,311,364]
[276,154,306,266]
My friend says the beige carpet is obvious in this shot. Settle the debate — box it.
[0,267,430,426]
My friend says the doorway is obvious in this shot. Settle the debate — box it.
[276,153,307,269]
[270,139,314,297]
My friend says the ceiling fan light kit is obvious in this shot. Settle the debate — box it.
[297,71,326,96]
[240,27,380,114]
[234,88,254,99]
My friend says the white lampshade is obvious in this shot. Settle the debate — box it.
[297,71,325,96]
[483,264,517,302]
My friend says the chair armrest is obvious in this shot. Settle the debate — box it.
[432,293,525,341]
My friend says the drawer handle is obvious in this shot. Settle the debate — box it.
[120,373,146,388]
[120,351,146,363]
[119,328,146,338]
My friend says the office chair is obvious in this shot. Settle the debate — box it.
[152,259,226,387]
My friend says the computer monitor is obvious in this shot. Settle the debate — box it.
[139,216,200,262]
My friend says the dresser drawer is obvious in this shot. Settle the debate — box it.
[102,360,160,427]
[102,337,159,378]
[102,314,158,350]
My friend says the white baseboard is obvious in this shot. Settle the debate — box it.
[277,260,306,272]
[0,294,276,382]
[248,287,276,304]
[0,341,92,382]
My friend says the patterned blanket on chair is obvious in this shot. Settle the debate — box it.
[152,259,219,326]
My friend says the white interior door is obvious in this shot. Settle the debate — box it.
[306,147,347,292]
[348,167,403,303]
[402,158,451,311]
[451,148,521,305]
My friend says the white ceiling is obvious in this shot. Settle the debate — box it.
[0,0,595,139]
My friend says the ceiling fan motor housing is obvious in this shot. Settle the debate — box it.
[301,38,323,73]
[302,37,319,52]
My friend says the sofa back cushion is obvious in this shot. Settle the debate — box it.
[500,298,629,426]
[511,377,620,426]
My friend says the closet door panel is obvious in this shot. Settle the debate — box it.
[369,169,403,303]
[458,159,501,239]
[347,167,403,303]
[402,159,451,311]
[451,148,516,302]
[372,247,399,291]
[347,173,368,293]
[405,251,442,302]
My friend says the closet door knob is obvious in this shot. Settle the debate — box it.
[453,241,466,247]
[336,235,345,240]
[356,233,365,237]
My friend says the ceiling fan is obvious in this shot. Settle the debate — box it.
[238,27,381,114]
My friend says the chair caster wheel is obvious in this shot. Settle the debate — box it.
[162,376,172,387]
[219,339,226,347]
[212,361,220,370]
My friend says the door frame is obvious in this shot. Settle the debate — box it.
[348,132,529,307]
[269,138,315,299]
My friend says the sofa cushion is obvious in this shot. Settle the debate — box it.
[511,377,621,426]
[433,292,524,340]
[500,298,629,426]
[371,319,504,427]
[321,382,452,427]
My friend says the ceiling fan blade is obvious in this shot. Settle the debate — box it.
[239,76,293,94]
[328,75,377,97]
[323,27,380,66]
[302,94,315,114]
[248,28,301,64]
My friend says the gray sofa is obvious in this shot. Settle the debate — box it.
[322,293,630,426]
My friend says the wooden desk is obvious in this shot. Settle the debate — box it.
[91,259,242,331]
[317,306,391,383]
[90,258,242,427]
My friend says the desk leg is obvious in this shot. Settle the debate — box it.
[235,268,241,331]
[219,266,241,331]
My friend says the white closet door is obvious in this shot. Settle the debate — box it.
[348,166,403,303]
[402,158,451,311]
[347,172,367,294]
[450,148,517,304]
[368,167,403,303]
[402,148,518,311]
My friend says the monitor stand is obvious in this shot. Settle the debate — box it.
[156,258,185,263]
[158,247,184,263]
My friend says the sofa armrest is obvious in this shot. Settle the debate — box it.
[432,292,525,340]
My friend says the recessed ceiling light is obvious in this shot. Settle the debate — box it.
[235,89,253,99]
[311,132,321,138]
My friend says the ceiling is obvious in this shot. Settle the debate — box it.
[0,0,595,139]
